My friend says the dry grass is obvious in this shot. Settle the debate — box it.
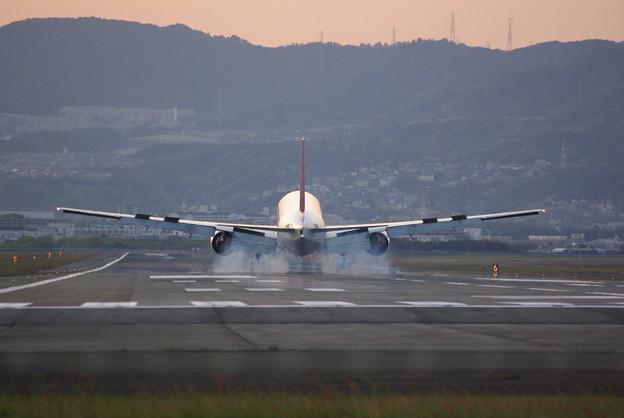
[0,391,622,418]
[0,251,99,277]
[391,254,624,280]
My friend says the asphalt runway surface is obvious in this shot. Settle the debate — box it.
[1,251,623,392]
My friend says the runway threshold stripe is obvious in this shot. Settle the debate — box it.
[0,252,129,295]
[0,303,31,308]
[191,301,248,307]
[80,302,138,308]
[185,288,222,292]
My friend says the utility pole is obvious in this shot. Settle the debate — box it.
[392,26,396,45]
[450,12,457,43]
[506,17,513,51]
[320,30,324,43]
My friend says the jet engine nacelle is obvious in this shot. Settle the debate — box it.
[368,231,389,256]
[211,231,233,255]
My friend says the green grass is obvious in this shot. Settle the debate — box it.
[0,251,99,277]
[0,391,622,418]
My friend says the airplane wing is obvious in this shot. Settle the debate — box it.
[56,207,294,236]
[314,209,545,238]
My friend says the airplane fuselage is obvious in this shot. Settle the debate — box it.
[276,190,326,256]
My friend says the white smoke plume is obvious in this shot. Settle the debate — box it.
[211,250,390,275]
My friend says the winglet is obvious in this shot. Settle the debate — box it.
[299,137,305,213]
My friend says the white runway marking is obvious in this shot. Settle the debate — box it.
[565,283,603,287]
[477,284,514,289]
[410,279,425,283]
[474,277,601,284]
[256,279,283,283]
[589,292,624,297]
[3,303,624,309]
[528,287,568,292]
[473,295,624,300]
[81,302,138,308]
[0,252,129,295]
[191,301,248,307]
[0,303,31,308]
[500,302,575,307]
[172,280,196,283]
[245,288,284,292]
[294,301,356,307]
[150,275,256,279]
[215,280,240,283]
[393,278,406,281]
[397,301,467,307]
[304,288,346,292]
[445,282,469,286]
[185,288,222,292]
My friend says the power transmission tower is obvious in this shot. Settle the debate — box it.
[392,26,396,45]
[506,17,513,51]
[450,12,456,43]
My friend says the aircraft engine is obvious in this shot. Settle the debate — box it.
[211,231,233,255]
[368,231,389,256]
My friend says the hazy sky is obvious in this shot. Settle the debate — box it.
[2,0,623,49]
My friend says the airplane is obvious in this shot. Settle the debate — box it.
[58,138,545,260]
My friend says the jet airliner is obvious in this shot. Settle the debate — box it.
[58,139,544,258]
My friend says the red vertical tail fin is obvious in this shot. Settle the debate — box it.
[299,137,305,213]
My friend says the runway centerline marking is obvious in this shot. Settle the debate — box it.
[397,301,467,307]
[304,288,346,292]
[528,287,568,292]
[81,302,138,308]
[410,279,425,283]
[0,303,31,308]
[191,301,248,307]
[185,288,222,292]
[445,282,469,286]
[0,252,129,295]
[294,301,356,307]
[172,280,196,283]
[215,280,240,283]
[245,288,284,292]
[150,275,256,279]
[256,280,283,283]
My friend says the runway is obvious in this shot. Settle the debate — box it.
[0,251,623,392]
